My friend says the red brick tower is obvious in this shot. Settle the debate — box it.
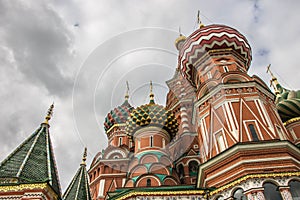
[177,22,300,199]
[124,82,180,187]
[89,87,134,200]
[165,31,201,185]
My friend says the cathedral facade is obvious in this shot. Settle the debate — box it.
[0,20,300,200]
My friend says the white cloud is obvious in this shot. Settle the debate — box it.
[0,0,299,191]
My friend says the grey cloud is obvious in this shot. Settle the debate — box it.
[0,0,74,97]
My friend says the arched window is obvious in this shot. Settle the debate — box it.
[232,188,246,200]
[248,124,259,141]
[263,182,283,200]
[146,178,151,187]
[289,180,300,199]
[216,196,224,200]
[188,161,199,176]
[177,164,184,183]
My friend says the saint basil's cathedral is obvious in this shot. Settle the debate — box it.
[0,17,300,200]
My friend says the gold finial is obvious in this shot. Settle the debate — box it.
[197,10,205,28]
[175,26,186,50]
[43,103,54,124]
[125,81,129,100]
[149,81,155,104]
[266,64,280,95]
[81,147,87,166]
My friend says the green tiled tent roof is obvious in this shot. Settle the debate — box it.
[0,123,61,196]
[63,151,92,200]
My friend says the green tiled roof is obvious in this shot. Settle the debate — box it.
[0,123,61,197]
[63,162,92,200]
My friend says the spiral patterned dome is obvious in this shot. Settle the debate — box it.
[179,24,252,85]
[126,102,178,139]
[104,100,134,132]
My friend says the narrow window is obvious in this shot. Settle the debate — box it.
[188,161,199,176]
[150,136,153,147]
[223,65,229,72]
[146,178,151,187]
[217,133,226,152]
[207,71,212,79]
[162,138,165,148]
[119,137,123,146]
[248,124,259,141]
[137,139,141,150]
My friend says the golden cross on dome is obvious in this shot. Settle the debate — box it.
[266,64,280,95]
[43,103,54,125]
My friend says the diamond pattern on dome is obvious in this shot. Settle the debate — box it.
[126,103,178,138]
[104,100,134,132]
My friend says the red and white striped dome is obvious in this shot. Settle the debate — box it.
[179,24,252,85]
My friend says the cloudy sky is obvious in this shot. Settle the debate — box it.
[0,0,300,191]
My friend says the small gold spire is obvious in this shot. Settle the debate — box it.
[81,147,87,166]
[43,103,54,124]
[125,81,129,100]
[197,10,205,28]
[266,64,280,95]
[149,81,155,104]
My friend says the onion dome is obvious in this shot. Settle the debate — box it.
[277,97,300,123]
[104,84,134,132]
[179,24,252,85]
[275,88,300,123]
[175,29,186,50]
[268,66,300,123]
[126,82,178,139]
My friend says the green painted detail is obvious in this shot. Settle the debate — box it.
[135,151,165,160]
[144,163,152,170]
[63,165,92,200]
[131,176,139,182]
[0,124,61,197]
[155,174,167,181]
[109,185,198,200]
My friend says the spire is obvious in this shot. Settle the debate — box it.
[197,10,205,28]
[43,103,54,125]
[81,147,87,166]
[0,109,62,197]
[63,148,92,200]
[149,81,155,104]
[125,81,130,100]
[266,64,282,95]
